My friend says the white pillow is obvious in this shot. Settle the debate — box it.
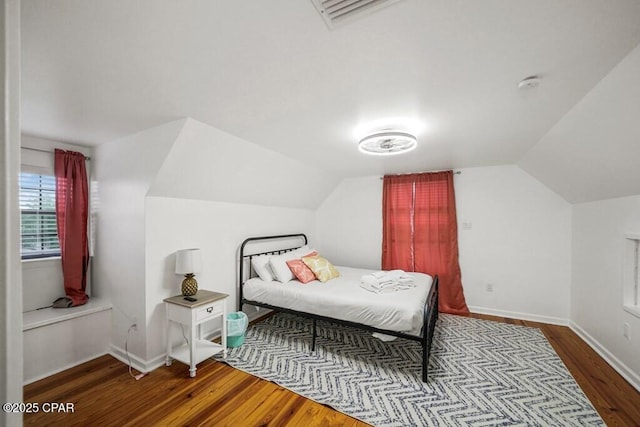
[294,245,316,257]
[269,252,300,282]
[251,255,275,282]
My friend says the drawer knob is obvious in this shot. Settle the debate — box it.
[207,307,213,313]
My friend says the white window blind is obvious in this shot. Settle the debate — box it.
[633,239,639,307]
[624,234,640,318]
[19,172,60,259]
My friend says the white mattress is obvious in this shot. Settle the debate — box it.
[243,266,433,335]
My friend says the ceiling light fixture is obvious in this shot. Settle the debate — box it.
[358,131,417,155]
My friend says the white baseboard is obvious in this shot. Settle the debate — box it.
[109,344,166,374]
[467,305,569,326]
[569,321,640,393]
[109,324,229,375]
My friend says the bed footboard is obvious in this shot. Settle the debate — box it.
[421,276,439,382]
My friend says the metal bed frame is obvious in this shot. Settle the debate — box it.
[238,233,439,382]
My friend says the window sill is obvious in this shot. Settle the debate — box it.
[623,305,640,319]
[21,256,61,264]
[23,298,111,331]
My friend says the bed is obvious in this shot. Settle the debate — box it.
[238,233,439,382]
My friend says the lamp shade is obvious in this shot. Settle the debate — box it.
[175,249,202,274]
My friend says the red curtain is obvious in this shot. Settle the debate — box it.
[382,171,469,315]
[55,149,89,306]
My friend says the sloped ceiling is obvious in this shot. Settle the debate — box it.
[148,118,340,209]
[20,0,640,201]
[519,43,640,204]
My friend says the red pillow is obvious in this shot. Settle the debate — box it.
[286,251,318,284]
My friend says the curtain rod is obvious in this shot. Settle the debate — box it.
[380,170,461,180]
[21,146,91,161]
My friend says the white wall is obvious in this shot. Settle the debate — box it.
[315,175,382,269]
[144,197,315,363]
[23,310,111,384]
[22,259,63,312]
[94,119,185,363]
[316,165,573,323]
[571,195,640,388]
[455,166,572,323]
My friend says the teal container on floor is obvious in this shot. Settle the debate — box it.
[227,334,245,348]
[227,312,248,348]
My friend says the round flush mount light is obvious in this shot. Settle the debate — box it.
[358,131,417,155]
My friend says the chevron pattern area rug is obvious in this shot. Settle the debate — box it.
[218,313,603,426]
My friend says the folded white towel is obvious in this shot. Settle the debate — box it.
[371,271,387,279]
[362,277,380,288]
[362,270,407,281]
[360,269,415,294]
[385,270,406,280]
[360,280,415,294]
[360,283,398,294]
[373,279,393,286]
[361,275,378,287]
[393,283,415,291]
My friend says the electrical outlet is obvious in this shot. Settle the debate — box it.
[623,323,630,340]
[131,316,138,332]
[485,283,494,292]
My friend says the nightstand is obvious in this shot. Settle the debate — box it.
[164,290,228,377]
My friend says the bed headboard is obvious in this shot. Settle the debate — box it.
[238,233,308,310]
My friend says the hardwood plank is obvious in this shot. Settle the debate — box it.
[113,361,232,426]
[24,314,640,426]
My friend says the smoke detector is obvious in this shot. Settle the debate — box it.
[518,76,541,90]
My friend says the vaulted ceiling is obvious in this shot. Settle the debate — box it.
[21,0,640,202]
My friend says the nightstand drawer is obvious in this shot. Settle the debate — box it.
[196,300,224,322]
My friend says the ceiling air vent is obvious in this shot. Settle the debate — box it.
[311,0,404,29]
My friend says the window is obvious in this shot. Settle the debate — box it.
[19,172,60,259]
[624,234,640,318]
[383,176,453,269]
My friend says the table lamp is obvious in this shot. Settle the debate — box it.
[175,248,202,296]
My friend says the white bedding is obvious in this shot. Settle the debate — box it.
[243,266,433,335]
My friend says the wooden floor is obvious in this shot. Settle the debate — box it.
[24,313,640,427]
